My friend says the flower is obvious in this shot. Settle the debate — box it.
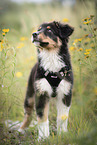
[30,56,34,60]
[82,17,91,25]
[2,28,9,33]
[94,87,97,95]
[85,49,91,52]
[73,38,83,45]
[0,40,4,51]
[61,115,68,120]
[78,48,83,51]
[62,18,69,22]
[74,38,82,42]
[32,29,37,34]
[16,72,23,78]
[69,46,76,51]
[84,49,91,58]
[20,37,28,41]
[2,32,5,36]
[84,52,90,55]
[85,55,89,59]
[17,43,24,48]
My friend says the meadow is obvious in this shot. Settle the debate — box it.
[0,1,97,145]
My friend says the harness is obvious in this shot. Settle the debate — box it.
[39,66,71,97]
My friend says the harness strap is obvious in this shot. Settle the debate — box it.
[40,66,71,88]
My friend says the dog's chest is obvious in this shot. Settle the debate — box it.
[38,49,65,72]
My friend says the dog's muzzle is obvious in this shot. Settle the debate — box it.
[32,32,49,47]
[32,32,39,43]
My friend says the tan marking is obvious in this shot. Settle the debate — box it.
[20,98,35,130]
[20,114,32,129]
[39,33,46,40]
[37,102,49,123]
[47,26,50,29]
[28,97,34,106]
[38,26,42,30]
[38,32,62,50]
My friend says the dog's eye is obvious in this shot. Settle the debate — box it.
[47,26,52,33]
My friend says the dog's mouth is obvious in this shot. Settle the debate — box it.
[32,37,49,47]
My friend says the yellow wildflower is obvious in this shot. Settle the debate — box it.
[17,43,24,48]
[16,72,23,78]
[20,37,28,41]
[78,48,83,51]
[84,52,90,55]
[85,49,91,52]
[85,55,89,59]
[69,46,76,51]
[32,29,37,34]
[2,28,9,33]
[84,34,89,38]
[30,56,34,60]
[62,18,69,22]
[82,17,91,25]
[0,41,4,51]
[2,32,5,36]
[61,115,68,120]
[73,38,83,44]
[94,87,97,95]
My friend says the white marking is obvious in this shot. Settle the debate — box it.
[31,35,40,46]
[38,119,49,140]
[56,79,71,133]
[35,78,52,96]
[31,35,34,43]
[57,79,71,96]
[57,103,70,133]
[38,49,65,72]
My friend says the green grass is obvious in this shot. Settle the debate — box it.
[0,1,97,145]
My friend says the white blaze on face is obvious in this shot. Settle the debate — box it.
[31,35,34,43]
[31,35,40,46]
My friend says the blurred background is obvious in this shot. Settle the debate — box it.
[0,0,97,144]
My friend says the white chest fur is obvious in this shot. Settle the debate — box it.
[38,49,65,72]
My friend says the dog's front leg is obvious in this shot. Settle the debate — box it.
[57,102,70,133]
[57,80,72,133]
[35,78,52,140]
[35,91,49,140]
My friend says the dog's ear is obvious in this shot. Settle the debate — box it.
[53,21,60,29]
[59,24,74,39]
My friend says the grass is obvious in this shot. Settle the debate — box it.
[0,1,97,145]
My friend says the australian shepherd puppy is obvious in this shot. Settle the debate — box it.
[18,21,74,140]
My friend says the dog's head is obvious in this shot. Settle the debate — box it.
[32,21,74,50]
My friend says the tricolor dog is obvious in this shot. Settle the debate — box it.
[19,21,74,140]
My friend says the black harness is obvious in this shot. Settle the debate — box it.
[39,66,71,97]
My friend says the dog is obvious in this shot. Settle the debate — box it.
[18,21,74,140]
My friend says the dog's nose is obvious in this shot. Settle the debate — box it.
[32,32,38,38]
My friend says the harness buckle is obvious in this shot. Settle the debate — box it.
[60,72,64,77]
